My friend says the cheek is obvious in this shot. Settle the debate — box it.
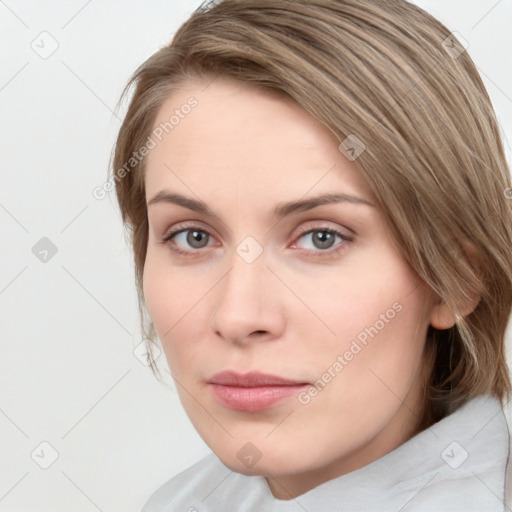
[293,250,426,354]
[325,293,429,439]
[301,253,430,401]
[143,254,172,332]
[142,254,212,372]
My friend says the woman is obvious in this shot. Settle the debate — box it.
[112,0,512,509]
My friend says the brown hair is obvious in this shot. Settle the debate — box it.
[112,0,512,429]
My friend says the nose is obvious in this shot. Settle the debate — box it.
[210,245,285,345]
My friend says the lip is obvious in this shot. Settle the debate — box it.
[207,371,310,412]
[208,370,308,387]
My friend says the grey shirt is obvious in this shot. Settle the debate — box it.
[142,394,511,511]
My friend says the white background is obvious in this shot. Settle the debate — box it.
[1,1,511,511]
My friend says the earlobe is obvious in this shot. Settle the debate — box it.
[430,301,457,330]
[430,292,480,330]
[430,240,482,330]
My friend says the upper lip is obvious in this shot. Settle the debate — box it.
[207,370,308,387]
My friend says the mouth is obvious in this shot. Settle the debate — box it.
[207,370,310,412]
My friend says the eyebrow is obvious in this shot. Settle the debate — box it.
[147,191,375,219]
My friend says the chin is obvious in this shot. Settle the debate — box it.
[214,443,315,478]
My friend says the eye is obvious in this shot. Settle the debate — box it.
[160,223,353,259]
[161,226,216,255]
[291,226,352,258]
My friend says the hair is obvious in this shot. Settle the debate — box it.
[112,0,512,429]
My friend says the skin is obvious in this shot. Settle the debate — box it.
[142,75,456,500]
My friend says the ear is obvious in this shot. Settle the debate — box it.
[430,301,458,330]
[429,241,482,330]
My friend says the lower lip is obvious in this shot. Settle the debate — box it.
[209,384,308,412]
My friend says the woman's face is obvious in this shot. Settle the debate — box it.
[143,76,437,499]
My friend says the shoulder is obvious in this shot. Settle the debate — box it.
[141,453,223,512]
[141,453,270,511]
[417,394,511,511]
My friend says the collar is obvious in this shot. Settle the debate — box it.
[230,394,511,511]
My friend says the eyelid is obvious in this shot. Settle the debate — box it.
[162,220,218,240]
[291,220,354,241]
[161,219,350,241]
[295,220,350,233]
[161,219,354,258]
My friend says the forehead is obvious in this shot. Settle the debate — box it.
[144,76,373,205]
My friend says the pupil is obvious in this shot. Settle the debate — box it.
[314,231,333,249]
[188,230,207,248]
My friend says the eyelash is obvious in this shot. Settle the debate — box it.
[160,223,353,259]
